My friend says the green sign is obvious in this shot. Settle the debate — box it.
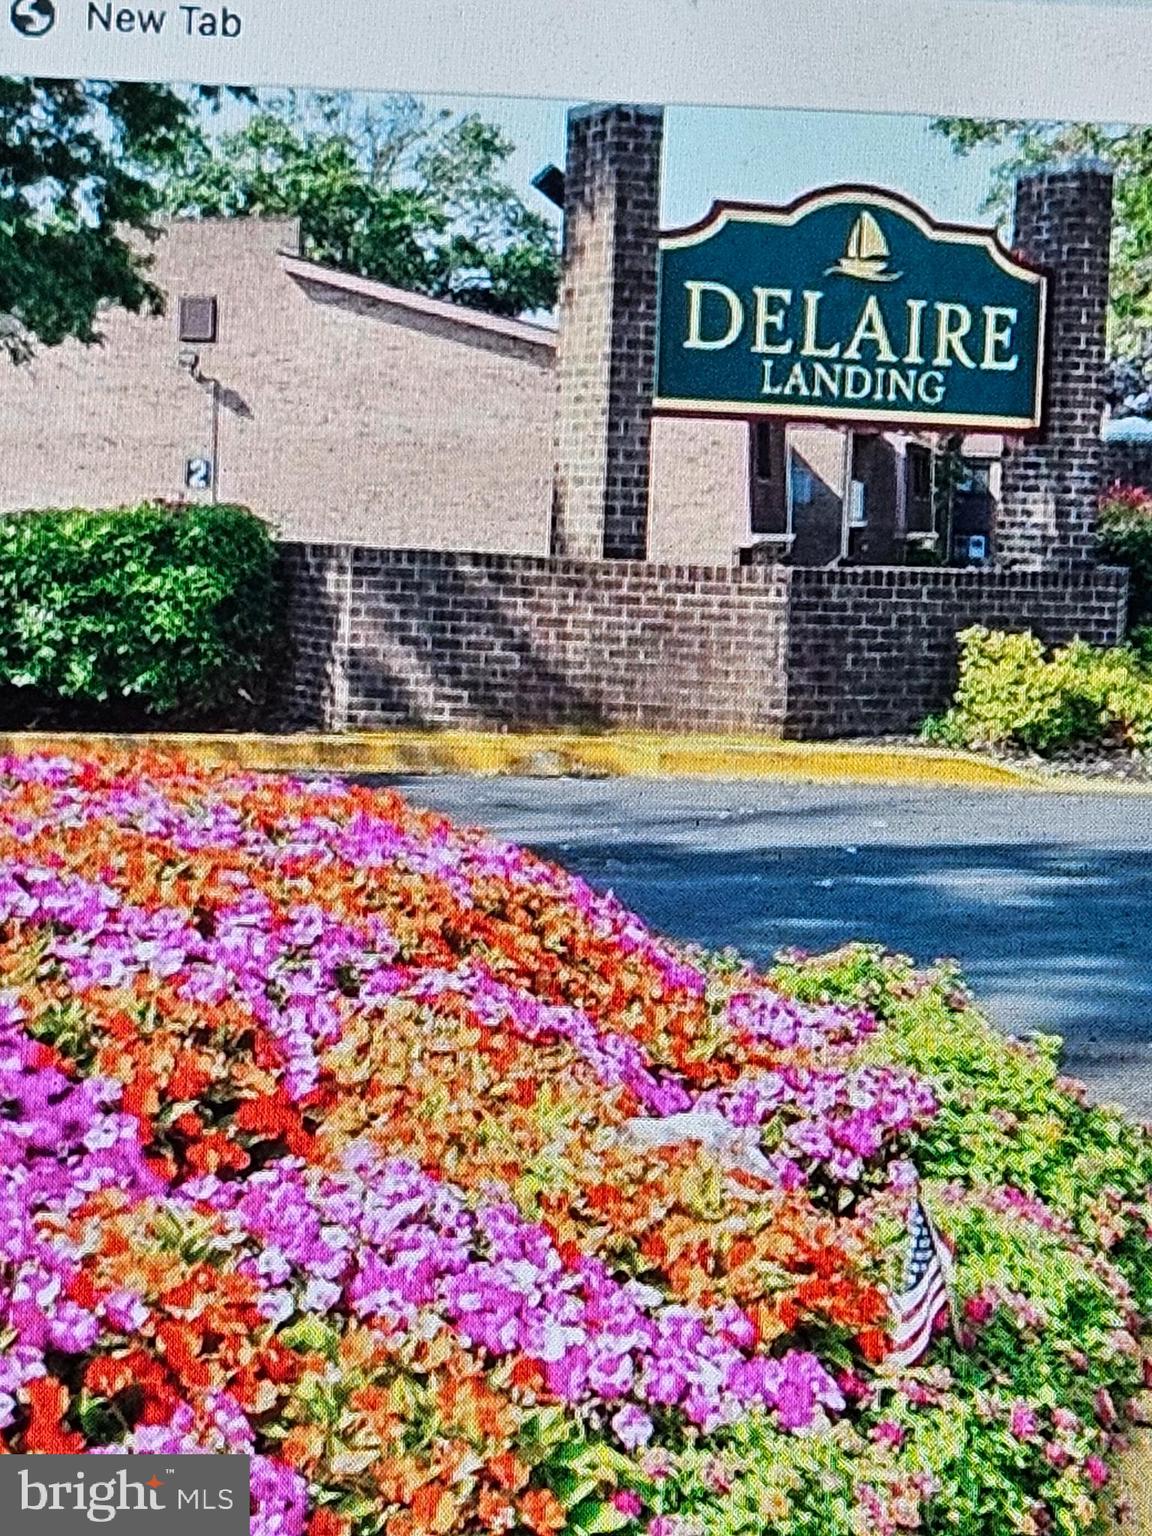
[654,187,1047,430]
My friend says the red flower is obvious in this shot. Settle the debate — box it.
[23,1378,84,1454]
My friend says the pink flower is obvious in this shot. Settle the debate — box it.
[702,1460,732,1495]
[1094,1389,1118,1428]
[902,1382,934,1406]
[1084,1456,1111,1488]
[888,1159,919,1192]
[871,1420,905,1449]
[612,1492,643,1518]
[1008,1401,1040,1441]
[964,1292,996,1326]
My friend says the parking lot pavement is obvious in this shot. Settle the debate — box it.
[383,774,1152,1118]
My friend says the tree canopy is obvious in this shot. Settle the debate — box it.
[0,78,213,362]
[931,117,1152,359]
[0,83,558,364]
[159,91,560,318]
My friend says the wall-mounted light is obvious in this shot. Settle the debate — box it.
[178,295,219,345]
[532,164,566,210]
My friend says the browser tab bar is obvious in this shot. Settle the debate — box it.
[1,0,1152,119]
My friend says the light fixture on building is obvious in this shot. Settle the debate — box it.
[178,295,219,345]
[532,165,566,209]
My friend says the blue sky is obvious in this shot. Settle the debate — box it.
[422,94,1009,233]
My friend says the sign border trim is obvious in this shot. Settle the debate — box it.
[654,183,1049,433]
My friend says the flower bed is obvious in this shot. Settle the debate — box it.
[0,754,1149,1536]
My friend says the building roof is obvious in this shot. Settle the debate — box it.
[278,252,559,352]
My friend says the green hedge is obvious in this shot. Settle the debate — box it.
[0,502,279,724]
[923,625,1152,753]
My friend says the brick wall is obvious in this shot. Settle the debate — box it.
[278,545,352,728]
[278,544,791,732]
[1104,440,1152,491]
[998,164,1113,569]
[783,565,1129,738]
[279,543,1128,737]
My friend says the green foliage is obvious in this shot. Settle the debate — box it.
[1098,482,1152,627]
[929,118,1152,354]
[743,941,1152,1536]
[161,90,560,318]
[0,78,247,361]
[922,625,1152,753]
[770,942,1152,1308]
[0,502,278,721]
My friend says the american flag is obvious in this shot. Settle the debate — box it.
[886,1198,957,1369]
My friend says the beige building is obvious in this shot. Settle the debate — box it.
[0,216,1000,565]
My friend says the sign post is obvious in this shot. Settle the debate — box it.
[654,186,1047,433]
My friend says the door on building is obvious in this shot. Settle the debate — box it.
[749,420,790,539]
[767,425,845,566]
[845,432,901,563]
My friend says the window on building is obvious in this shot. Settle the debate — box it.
[907,444,932,499]
[754,421,775,480]
[847,479,867,527]
[749,420,788,535]
[956,461,992,495]
[790,463,814,506]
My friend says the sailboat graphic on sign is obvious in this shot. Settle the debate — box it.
[826,211,902,282]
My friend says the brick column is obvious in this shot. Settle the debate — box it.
[996,162,1113,570]
[551,104,664,560]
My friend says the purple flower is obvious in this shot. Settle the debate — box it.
[611,1405,654,1450]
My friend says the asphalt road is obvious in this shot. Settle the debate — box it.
[382,774,1152,1118]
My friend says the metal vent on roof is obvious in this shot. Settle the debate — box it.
[178,296,218,344]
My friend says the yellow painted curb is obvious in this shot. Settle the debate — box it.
[0,728,1065,788]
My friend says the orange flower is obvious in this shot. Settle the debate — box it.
[308,1510,350,1536]
[167,1051,213,1100]
[857,1328,892,1364]
[185,1131,250,1176]
[477,1487,516,1530]
[509,1356,546,1394]
[519,1488,567,1535]
[235,1092,312,1155]
[485,1452,529,1493]
[23,1377,84,1454]
[408,1481,459,1533]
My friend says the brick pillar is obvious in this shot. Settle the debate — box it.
[551,104,663,560]
[996,162,1113,570]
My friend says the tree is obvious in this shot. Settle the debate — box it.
[159,91,560,318]
[931,118,1152,360]
[0,78,239,362]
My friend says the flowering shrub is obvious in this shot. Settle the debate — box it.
[0,755,1149,1536]
[1099,481,1152,629]
[923,625,1152,753]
